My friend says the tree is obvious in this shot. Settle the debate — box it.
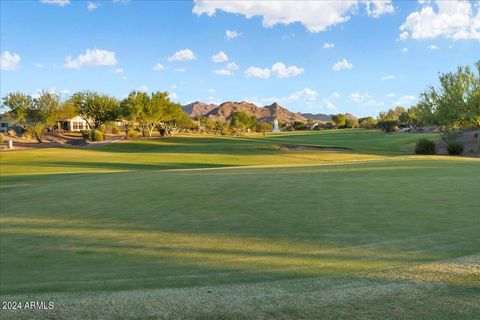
[2,91,71,142]
[256,122,273,134]
[345,117,358,128]
[377,120,398,133]
[418,60,480,149]
[331,114,346,128]
[68,91,119,129]
[358,117,377,129]
[230,112,257,131]
[121,91,187,137]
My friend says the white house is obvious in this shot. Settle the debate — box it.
[58,116,90,132]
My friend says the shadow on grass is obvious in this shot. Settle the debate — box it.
[19,160,239,172]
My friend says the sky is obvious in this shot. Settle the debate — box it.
[1,0,479,117]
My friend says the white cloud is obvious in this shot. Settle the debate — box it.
[34,63,44,69]
[244,87,319,108]
[170,84,177,89]
[322,98,336,110]
[64,49,116,69]
[387,92,396,97]
[323,42,335,49]
[244,66,271,79]
[381,75,395,80]
[287,87,318,102]
[169,92,178,100]
[211,51,228,63]
[350,91,370,103]
[393,95,416,106]
[39,0,70,6]
[364,0,394,18]
[331,91,341,98]
[399,0,480,40]
[138,85,148,92]
[213,62,239,76]
[225,29,241,40]
[332,58,353,71]
[87,1,98,10]
[193,1,394,33]
[111,68,123,73]
[152,63,165,71]
[349,91,383,106]
[0,51,21,70]
[121,76,128,80]
[174,67,187,72]
[167,49,196,62]
[428,44,439,49]
[208,88,216,93]
[402,47,409,53]
[271,62,304,78]
[244,62,304,79]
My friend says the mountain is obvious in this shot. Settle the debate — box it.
[183,101,218,117]
[200,101,308,125]
[301,112,358,122]
[300,113,332,122]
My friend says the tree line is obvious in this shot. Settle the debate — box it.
[1,90,192,142]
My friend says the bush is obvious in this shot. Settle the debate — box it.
[80,129,92,140]
[91,130,104,142]
[111,126,120,134]
[22,132,33,140]
[158,127,166,137]
[126,130,139,139]
[98,124,106,134]
[377,120,398,133]
[447,141,464,155]
[415,138,436,155]
[7,129,16,137]
[0,133,4,144]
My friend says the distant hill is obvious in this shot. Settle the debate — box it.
[301,112,358,123]
[183,101,307,125]
[183,101,218,117]
[300,113,332,122]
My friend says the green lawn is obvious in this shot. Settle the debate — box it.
[0,130,479,319]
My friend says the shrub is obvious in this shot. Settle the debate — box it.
[415,138,436,155]
[80,129,92,140]
[98,124,106,134]
[7,129,16,137]
[111,126,120,134]
[158,127,166,137]
[446,141,464,155]
[22,132,33,140]
[0,133,4,144]
[91,130,104,142]
[377,120,398,133]
[126,130,139,139]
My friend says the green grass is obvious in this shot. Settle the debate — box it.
[0,129,479,319]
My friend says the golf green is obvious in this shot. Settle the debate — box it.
[1,130,479,319]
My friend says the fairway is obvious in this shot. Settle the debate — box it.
[1,130,479,319]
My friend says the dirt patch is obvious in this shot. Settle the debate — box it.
[280,144,352,152]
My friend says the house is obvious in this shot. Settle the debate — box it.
[306,122,319,130]
[57,116,90,132]
[0,114,22,134]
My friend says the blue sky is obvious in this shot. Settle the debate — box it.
[1,0,479,117]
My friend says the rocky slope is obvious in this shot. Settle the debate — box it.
[184,101,308,125]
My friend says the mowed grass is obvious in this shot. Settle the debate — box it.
[0,129,479,319]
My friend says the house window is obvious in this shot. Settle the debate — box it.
[78,122,84,130]
[1,123,8,127]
